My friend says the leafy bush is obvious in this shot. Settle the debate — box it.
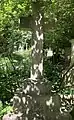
[44,57,62,91]
[0,101,13,119]
[0,50,31,102]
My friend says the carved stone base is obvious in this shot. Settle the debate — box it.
[13,79,72,120]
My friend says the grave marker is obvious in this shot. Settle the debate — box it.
[20,1,55,79]
[12,1,71,120]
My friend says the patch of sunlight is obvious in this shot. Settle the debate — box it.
[34,85,40,95]
[27,95,32,99]
[26,108,29,114]
[35,20,38,26]
[31,62,43,79]
[0,57,13,72]
[46,96,54,107]
[25,117,28,120]
[38,13,42,25]
[23,85,31,94]
[32,41,37,50]
[34,64,38,69]
[31,71,38,80]
[13,49,31,57]
[36,31,43,41]
[33,117,36,120]
[38,61,43,76]
[47,48,53,57]
[22,97,26,104]
[14,96,21,103]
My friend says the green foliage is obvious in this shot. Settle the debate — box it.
[0,50,31,102]
[0,101,13,118]
[44,57,62,91]
[43,0,74,92]
[0,0,32,102]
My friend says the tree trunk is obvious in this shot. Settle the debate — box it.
[31,1,44,79]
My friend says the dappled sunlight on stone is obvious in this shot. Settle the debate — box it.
[22,97,26,104]
[31,3,44,80]
[23,85,31,94]
[25,117,28,120]
[46,96,54,107]
[26,108,29,115]
[2,112,23,120]
[38,13,42,25]
[36,31,43,41]
[13,96,21,104]
[12,79,72,120]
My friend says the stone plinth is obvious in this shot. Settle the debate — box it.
[13,79,72,120]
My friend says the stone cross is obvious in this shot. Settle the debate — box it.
[20,1,54,80]
[12,2,72,120]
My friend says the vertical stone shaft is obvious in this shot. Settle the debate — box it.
[31,1,44,79]
[70,39,74,64]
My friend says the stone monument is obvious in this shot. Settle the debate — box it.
[4,1,72,120]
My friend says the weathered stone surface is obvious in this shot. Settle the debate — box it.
[12,78,72,120]
[13,79,61,120]
[70,107,74,120]
[2,113,22,120]
[59,113,72,120]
